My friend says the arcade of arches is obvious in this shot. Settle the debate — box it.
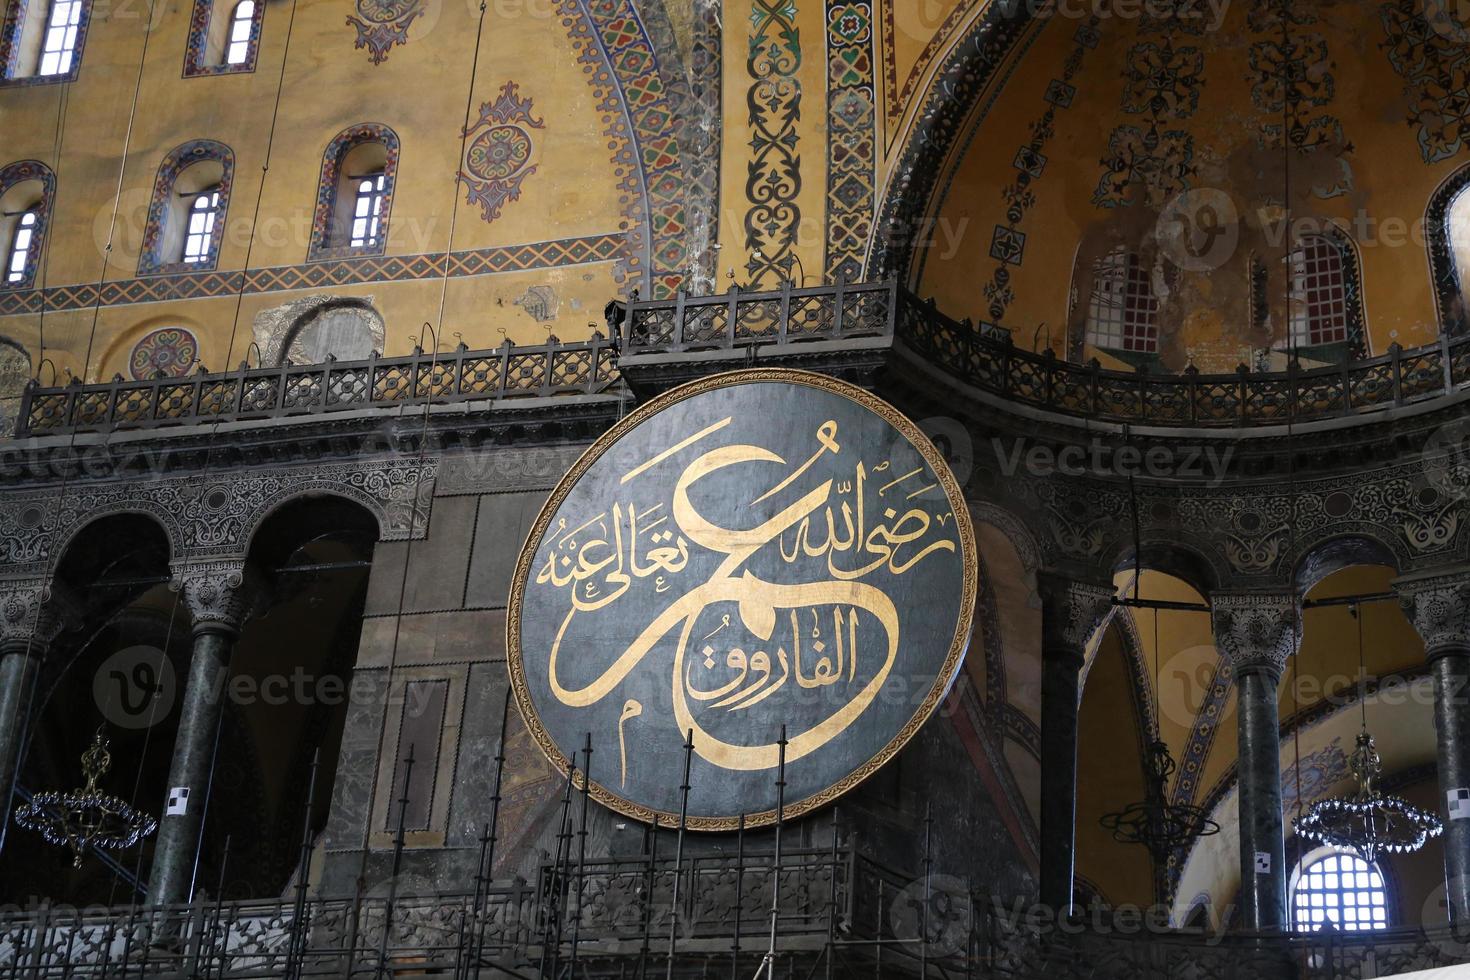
[2,0,1470,973]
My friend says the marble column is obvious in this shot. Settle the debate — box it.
[148,560,260,908]
[0,579,73,853]
[1395,569,1470,924]
[1210,591,1299,933]
[1037,574,1115,915]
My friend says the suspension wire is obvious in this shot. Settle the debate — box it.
[4,0,164,903]
[33,74,71,367]
[348,0,493,920]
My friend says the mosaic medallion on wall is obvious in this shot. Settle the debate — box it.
[508,369,977,829]
[128,327,199,380]
[462,82,544,225]
[347,0,423,65]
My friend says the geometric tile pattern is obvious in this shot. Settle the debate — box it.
[138,140,235,275]
[555,0,689,298]
[0,233,625,317]
[0,160,55,292]
[825,0,877,283]
[183,0,262,77]
[745,0,804,287]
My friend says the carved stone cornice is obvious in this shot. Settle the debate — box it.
[1037,573,1116,661]
[1394,568,1470,662]
[0,578,78,651]
[170,560,264,637]
[1210,592,1301,681]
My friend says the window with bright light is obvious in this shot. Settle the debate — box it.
[1084,246,1159,354]
[225,0,254,64]
[1292,851,1389,932]
[182,190,221,264]
[1286,235,1350,348]
[6,211,36,284]
[37,0,83,76]
[349,172,386,249]
[1451,188,1470,304]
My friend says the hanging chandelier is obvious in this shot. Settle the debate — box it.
[1292,604,1442,866]
[1102,738,1221,859]
[15,729,157,869]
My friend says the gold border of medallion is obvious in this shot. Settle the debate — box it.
[506,369,978,830]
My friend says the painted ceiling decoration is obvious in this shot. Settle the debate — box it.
[347,0,423,65]
[745,0,805,286]
[461,82,545,226]
[1380,0,1470,164]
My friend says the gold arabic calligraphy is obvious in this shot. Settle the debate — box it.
[534,418,956,779]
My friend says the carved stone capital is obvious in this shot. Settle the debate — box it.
[1210,591,1301,680]
[1038,573,1116,661]
[1394,568,1470,662]
[170,560,264,636]
[0,578,78,652]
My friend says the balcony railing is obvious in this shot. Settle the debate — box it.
[13,335,621,438]
[0,847,1462,978]
[15,281,1470,438]
[621,279,1470,427]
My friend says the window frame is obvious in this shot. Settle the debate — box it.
[306,123,400,262]
[182,0,263,76]
[1082,245,1162,363]
[5,210,37,284]
[0,160,56,292]
[1290,848,1393,933]
[136,140,235,276]
[0,0,93,85]
[1429,163,1470,337]
[180,188,222,266]
[1275,227,1367,362]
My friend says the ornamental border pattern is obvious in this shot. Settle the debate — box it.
[0,160,56,293]
[744,0,804,288]
[825,0,877,284]
[558,0,690,299]
[0,233,626,317]
[182,0,264,77]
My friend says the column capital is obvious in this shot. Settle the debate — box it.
[1393,567,1470,662]
[1210,591,1301,681]
[1037,573,1115,661]
[170,559,264,637]
[0,578,78,652]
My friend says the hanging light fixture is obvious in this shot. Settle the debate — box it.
[1292,604,1442,865]
[1100,471,1220,863]
[15,728,157,869]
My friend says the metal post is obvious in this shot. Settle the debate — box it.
[287,748,320,979]
[570,733,594,978]
[731,814,745,980]
[666,730,693,979]
[762,727,787,980]
[471,687,512,979]
[638,815,659,980]
[539,760,575,980]
[826,808,838,980]
[207,835,231,979]
[921,803,933,978]
[377,743,416,977]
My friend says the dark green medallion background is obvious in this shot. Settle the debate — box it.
[507,370,976,829]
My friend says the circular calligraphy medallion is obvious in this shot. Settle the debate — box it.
[466,125,533,181]
[507,370,977,830]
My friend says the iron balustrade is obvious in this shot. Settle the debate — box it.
[12,335,621,438]
[15,280,1470,437]
[621,279,1470,427]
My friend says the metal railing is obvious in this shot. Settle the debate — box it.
[0,847,1465,978]
[15,280,1470,438]
[13,335,621,438]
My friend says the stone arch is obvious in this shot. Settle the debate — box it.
[254,295,386,366]
[240,484,392,554]
[51,503,181,570]
[1112,536,1225,597]
[1294,533,1402,593]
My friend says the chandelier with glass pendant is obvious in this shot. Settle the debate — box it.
[1292,604,1442,866]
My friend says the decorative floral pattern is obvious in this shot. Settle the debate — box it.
[461,82,544,225]
[825,0,875,283]
[1380,0,1470,163]
[347,0,422,65]
[1095,38,1201,209]
[745,0,804,286]
[128,327,199,380]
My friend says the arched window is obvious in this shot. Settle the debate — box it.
[1291,850,1390,932]
[1,0,91,82]
[137,140,234,275]
[307,124,399,261]
[182,0,261,76]
[1285,234,1349,348]
[1430,169,1470,335]
[0,160,56,290]
[1084,246,1159,357]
